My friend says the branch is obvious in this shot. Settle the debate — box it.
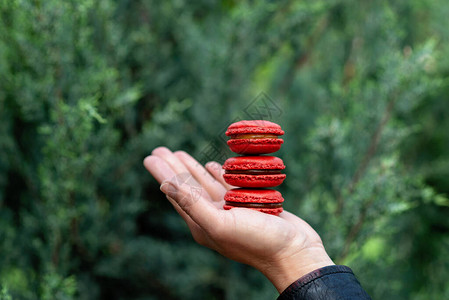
[279,15,329,95]
[343,37,363,87]
[51,234,61,268]
[68,192,93,264]
[336,196,375,263]
[336,98,396,215]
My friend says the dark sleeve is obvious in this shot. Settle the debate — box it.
[277,265,372,300]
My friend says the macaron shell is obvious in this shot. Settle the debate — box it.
[226,120,284,136]
[223,205,283,216]
[223,173,286,188]
[223,156,285,171]
[223,188,284,215]
[224,188,284,203]
[227,138,284,154]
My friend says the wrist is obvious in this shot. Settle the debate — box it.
[260,245,335,293]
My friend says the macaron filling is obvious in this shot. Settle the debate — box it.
[224,169,283,175]
[230,134,279,139]
[225,201,283,208]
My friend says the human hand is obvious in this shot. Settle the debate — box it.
[143,147,334,293]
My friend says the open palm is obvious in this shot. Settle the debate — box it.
[144,147,333,292]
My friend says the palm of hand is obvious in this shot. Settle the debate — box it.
[144,147,333,292]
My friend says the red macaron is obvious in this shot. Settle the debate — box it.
[224,188,284,215]
[222,156,286,188]
[226,120,284,154]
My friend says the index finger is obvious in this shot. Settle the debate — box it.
[161,179,224,232]
[174,151,227,202]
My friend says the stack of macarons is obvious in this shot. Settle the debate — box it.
[223,120,286,215]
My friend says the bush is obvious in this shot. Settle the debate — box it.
[1,0,448,299]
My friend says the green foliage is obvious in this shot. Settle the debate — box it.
[0,286,12,300]
[1,0,449,299]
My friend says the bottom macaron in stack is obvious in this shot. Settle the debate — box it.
[223,189,284,216]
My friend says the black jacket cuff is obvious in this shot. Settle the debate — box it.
[277,265,372,300]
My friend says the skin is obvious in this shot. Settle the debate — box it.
[143,147,334,293]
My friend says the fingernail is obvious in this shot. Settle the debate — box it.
[160,181,177,198]
[206,161,219,170]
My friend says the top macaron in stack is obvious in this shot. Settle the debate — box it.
[226,120,284,155]
[222,120,286,216]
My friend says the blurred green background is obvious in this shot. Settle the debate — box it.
[1,0,449,299]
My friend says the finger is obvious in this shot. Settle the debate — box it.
[144,156,202,228]
[144,155,216,247]
[205,161,234,190]
[166,195,212,247]
[152,147,213,202]
[152,147,190,174]
[144,156,209,208]
[143,155,176,184]
[161,179,223,231]
[174,151,227,202]
[166,195,201,230]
